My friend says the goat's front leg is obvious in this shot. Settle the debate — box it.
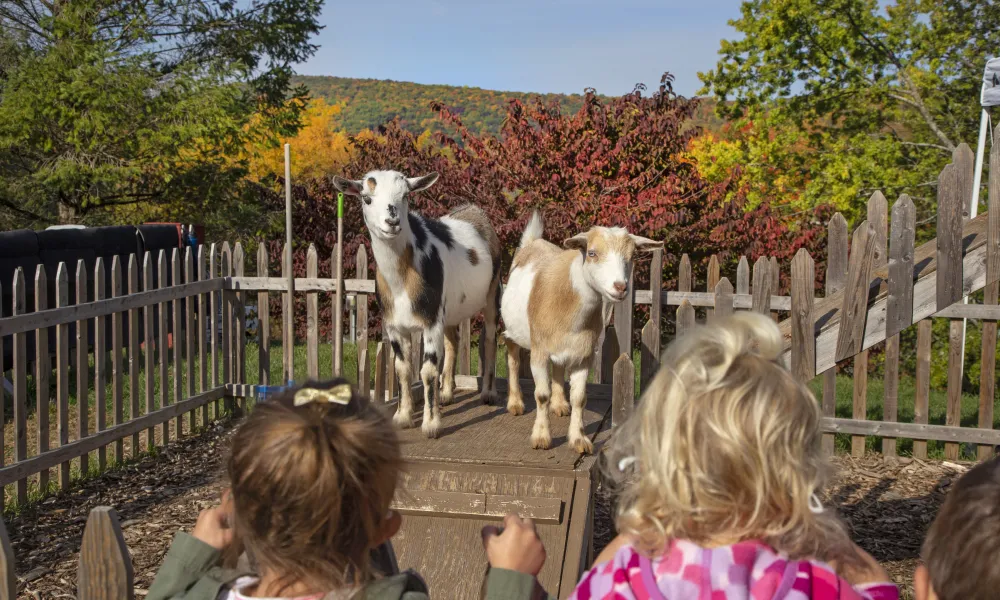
[420,324,446,438]
[389,331,415,429]
[530,351,553,450]
[550,363,569,417]
[505,339,525,416]
[441,326,458,406]
[567,367,593,454]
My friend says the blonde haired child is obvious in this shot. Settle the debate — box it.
[569,313,899,599]
[147,379,548,600]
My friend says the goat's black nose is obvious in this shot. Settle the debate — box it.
[387,205,398,218]
[385,217,400,227]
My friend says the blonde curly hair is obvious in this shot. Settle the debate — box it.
[606,312,858,565]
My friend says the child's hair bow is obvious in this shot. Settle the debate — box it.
[293,384,353,407]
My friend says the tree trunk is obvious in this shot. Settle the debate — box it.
[58,201,77,224]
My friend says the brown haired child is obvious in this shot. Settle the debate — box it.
[147,379,549,600]
[915,455,1000,600]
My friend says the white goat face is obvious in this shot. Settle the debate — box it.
[332,170,439,240]
[564,227,662,303]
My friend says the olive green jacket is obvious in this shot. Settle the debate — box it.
[146,532,556,600]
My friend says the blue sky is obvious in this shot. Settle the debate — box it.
[294,0,744,97]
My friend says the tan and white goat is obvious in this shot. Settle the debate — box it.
[499,211,661,453]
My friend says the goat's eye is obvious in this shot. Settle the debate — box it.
[587,249,596,258]
[362,195,372,206]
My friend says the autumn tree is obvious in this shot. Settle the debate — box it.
[0,0,322,229]
[699,0,999,225]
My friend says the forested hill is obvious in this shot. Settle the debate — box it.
[292,75,724,137]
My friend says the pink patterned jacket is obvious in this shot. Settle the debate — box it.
[567,539,899,600]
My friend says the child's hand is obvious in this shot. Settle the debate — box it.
[481,514,546,575]
[192,490,234,551]
[829,542,890,586]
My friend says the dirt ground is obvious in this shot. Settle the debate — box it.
[9,420,964,600]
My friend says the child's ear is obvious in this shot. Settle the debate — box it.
[914,564,936,600]
[376,510,402,545]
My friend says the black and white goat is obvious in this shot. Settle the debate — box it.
[333,170,501,437]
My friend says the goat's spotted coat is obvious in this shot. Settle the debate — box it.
[334,171,501,438]
[500,211,661,453]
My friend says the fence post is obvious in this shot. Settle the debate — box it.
[13,269,27,505]
[221,245,232,414]
[712,278,734,322]
[676,300,695,339]
[936,163,965,460]
[736,256,749,310]
[233,243,246,389]
[94,258,107,468]
[979,124,1000,460]
[157,251,170,444]
[0,515,14,600]
[600,326,619,384]
[78,507,134,600]
[185,248,196,430]
[706,254,719,320]
[257,243,270,389]
[751,256,771,315]
[76,260,92,473]
[35,265,51,491]
[307,244,319,380]
[171,249,184,434]
[884,196,916,457]
[111,259,124,463]
[791,249,815,383]
[357,245,370,397]
[374,342,387,402]
[611,354,635,428]
[822,214,848,456]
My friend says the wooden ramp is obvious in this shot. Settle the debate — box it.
[383,387,612,600]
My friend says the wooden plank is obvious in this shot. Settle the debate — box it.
[954,143,976,220]
[706,254,719,320]
[35,265,51,491]
[12,269,27,505]
[390,491,562,524]
[257,243,270,388]
[76,260,91,475]
[357,245,370,397]
[387,332,398,402]
[914,319,932,458]
[78,507,134,600]
[111,258,124,464]
[649,248,663,337]
[600,327,619,384]
[851,349,868,458]
[185,248,196,431]
[458,319,471,375]
[197,247,209,426]
[633,290,791,310]
[0,387,226,487]
[94,259,107,469]
[209,243,219,396]
[945,319,964,460]
[712,278,734,322]
[751,256,771,315]
[790,249,815,382]
[228,276,376,294]
[0,278,223,337]
[56,264,71,488]
[222,247,233,413]
[613,261,634,361]
[158,251,169,445]
[0,515,14,600]
[172,249,183,436]
[937,163,964,309]
[736,256,749,310]
[233,243,246,390]
[980,126,1000,460]
[282,244,292,383]
[640,320,658,391]
[676,300,695,339]
[127,257,140,458]
[611,354,635,428]
[678,254,691,292]
[374,342,387,402]
[821,417,1000,445]
[886,196,916,338]
[770,256,780,321]
[835,221,876,362]
[882,331,900,458]
[935,304,1000,319]
[485,495,563,523]
[306,244,319,379]
[868,191,889,268]
[143,254,156,451]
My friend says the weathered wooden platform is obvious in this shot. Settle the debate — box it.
[384,386,613,600]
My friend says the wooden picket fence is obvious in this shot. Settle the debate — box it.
[0,140,998,595]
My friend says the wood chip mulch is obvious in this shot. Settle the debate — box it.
[8,426,966,600]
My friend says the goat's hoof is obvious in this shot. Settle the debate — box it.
[392,411,415,429]
[550,399,570,417]
[571,436,594,455]
[506,400,525,416]
[480,390,499,406]
[531,433,552,450]
[440,391,455,406]
[421,416,442,439]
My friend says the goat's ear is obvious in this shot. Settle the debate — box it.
[630,234,663,252]
[332,176,364,197]
[563,234,589,251]
[406,172,439,192]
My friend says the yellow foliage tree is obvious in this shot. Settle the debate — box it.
[247,97,354,182]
